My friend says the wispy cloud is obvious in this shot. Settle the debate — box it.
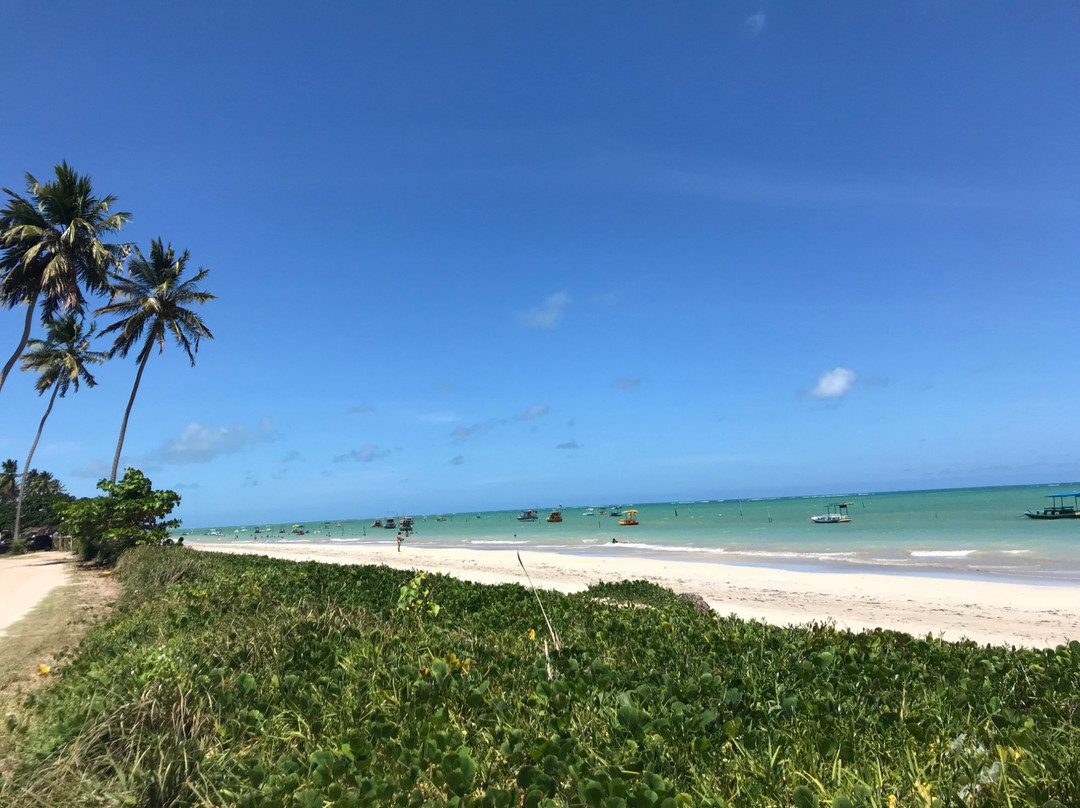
[557,440,582,450]
[517,291,571,329]
[153,419,278,464]
[347,403,376,414]
[745,11,766,35]
[282,450,303,463]
[614,377,644,392]
[420,412,460,424]
[809,367,857,399]
[451,419,501,439]
[514,403,550,421]
[72,460,111,479]
[334,444,392,462]
[450,455,465,466]
[653,163,1072,215]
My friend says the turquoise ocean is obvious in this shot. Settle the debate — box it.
[179,484,1080,584]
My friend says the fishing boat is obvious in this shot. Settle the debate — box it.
[546,510,563,523]
[608,506,623,517]
[810,503,852,524]
[517,510,539,522]
[582,508,596,517]
[618,509,639,526]
[384,517,396,529]
[399,516,414,535]
[1025,492,1080,519]
[370,519,383,528]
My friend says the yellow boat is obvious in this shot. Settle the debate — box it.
[546,510,563,523]
[618,509,639,526]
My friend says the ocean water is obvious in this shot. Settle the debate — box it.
[179,484,1080,583]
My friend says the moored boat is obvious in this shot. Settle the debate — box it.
[618,509,639,526]
[1025,492,1080,519]
[811,503,852,524]
[384,517,396,529]
[546,510,563,523]
[517,510,539,521]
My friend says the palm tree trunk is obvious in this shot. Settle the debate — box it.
[0,294,39,397]
[111,350,150,485]
[14,379,59,543]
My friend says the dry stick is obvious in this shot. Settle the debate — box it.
[517,551,561,651]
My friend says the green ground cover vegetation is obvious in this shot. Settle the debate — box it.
[2,548,1077,807]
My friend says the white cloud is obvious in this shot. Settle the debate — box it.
[745,12,766,35]
[614,377,644,392]
[347,403,376,414]
[810,367,857,399]
[514,403,550,421]
[334,444,391,463]
[517,291,570,329]
[154,419,277,464]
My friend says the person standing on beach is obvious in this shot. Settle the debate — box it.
[396,532,403,552]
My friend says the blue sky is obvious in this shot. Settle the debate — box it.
[2,2,1079,527]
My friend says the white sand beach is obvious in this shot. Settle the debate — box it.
[0,551,71,637]
[190,542,1080,648]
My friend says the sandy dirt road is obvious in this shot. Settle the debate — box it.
[0,552,72,637]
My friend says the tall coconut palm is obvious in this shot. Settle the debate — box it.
[97,239,214,484]
[13,314,106,541]
[0,162,130,397]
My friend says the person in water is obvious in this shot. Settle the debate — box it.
[611,538,628,544]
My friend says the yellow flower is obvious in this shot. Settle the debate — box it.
[888,795,898,808]
[37,664,51,676]
[527,629,536,641]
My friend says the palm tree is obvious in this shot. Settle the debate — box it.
[23,469,64,498]
[97,239,215,484]
[0,459,17,504]
[0,162,130,396]
[13,314,106,541]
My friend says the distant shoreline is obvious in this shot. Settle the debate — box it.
[183,533,1080,587]
[189,541,1080,649]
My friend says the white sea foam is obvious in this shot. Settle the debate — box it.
[604,542,858,562]
[910,549,977,558]
[470,540,528,545]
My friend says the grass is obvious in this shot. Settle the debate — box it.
[1,547,1078,807]
[0,553,118,779]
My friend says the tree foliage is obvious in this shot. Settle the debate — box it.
[0,161,129,395]
[96,238,215,483]
[56,468,180,565]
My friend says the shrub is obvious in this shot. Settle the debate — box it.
[55,468,180,565]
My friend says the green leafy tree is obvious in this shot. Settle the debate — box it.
[13,315,105,542]
[0,162,130,396]
[96,239,214,484]
[56,468,180,565]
